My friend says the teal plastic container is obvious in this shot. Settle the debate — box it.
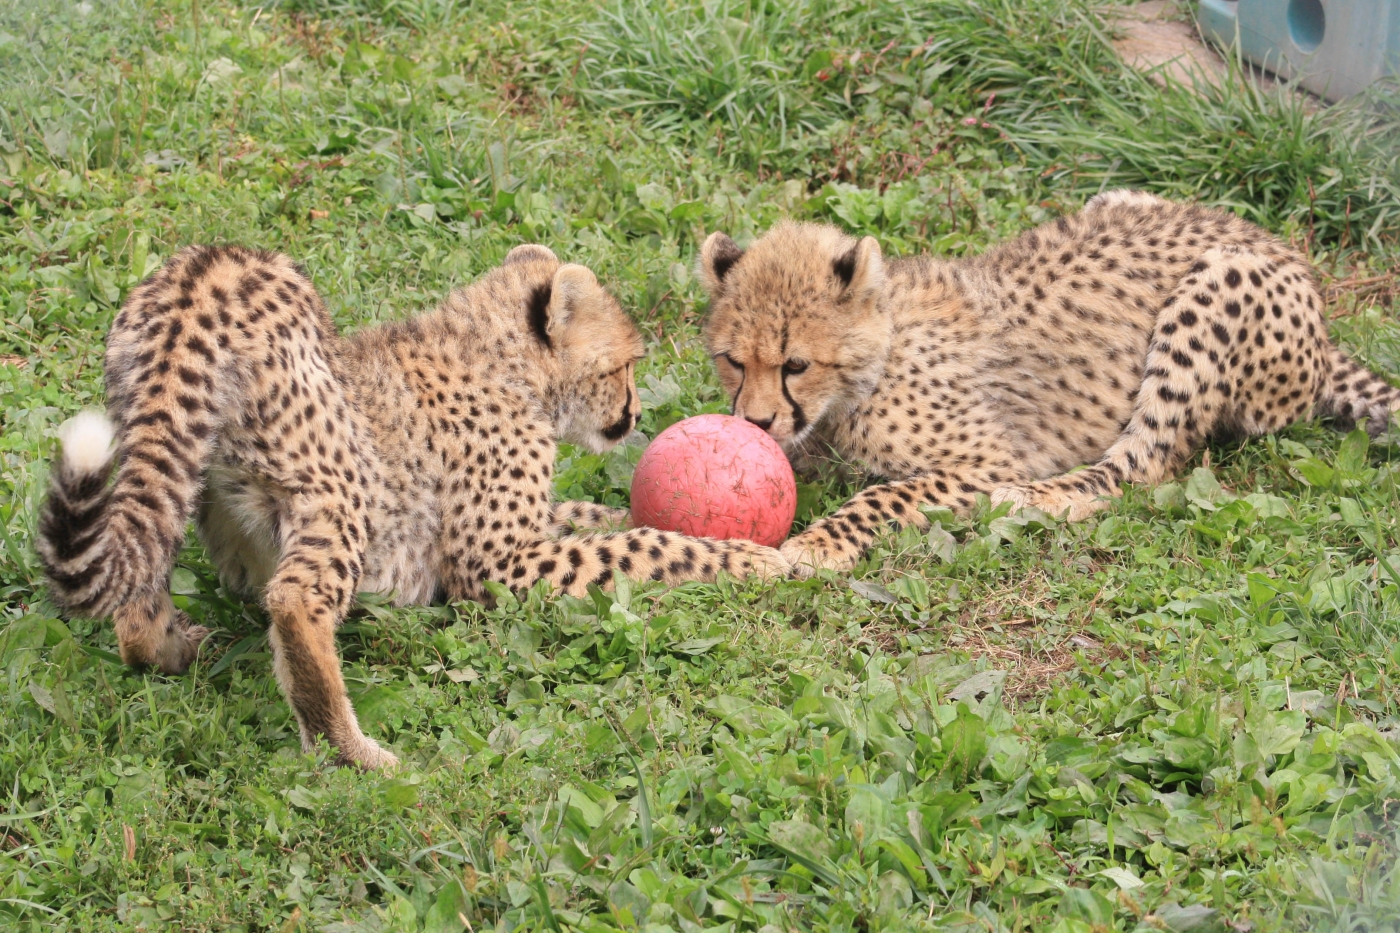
[1197,0,1400,99]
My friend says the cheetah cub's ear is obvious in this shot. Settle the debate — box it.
[834,235,885,306]
[503,243,559,266]
[543,264,606,348]
[699,232,745,295]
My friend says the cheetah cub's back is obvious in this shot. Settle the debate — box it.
[38,244,788,770]
[700,191,1400,574]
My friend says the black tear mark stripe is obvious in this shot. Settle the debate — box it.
[782,377,807,435]
[730,369,747,417]
[602,386,634,441]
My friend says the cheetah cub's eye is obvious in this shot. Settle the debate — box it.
[782,359,809,375]
[721,353,744,370]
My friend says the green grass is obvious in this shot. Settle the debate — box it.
[3,0,1400,929]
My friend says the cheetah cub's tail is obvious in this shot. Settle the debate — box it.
[1319,345,1400,437]
[36,410,129,616]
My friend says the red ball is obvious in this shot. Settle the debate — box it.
[631,414,796,547]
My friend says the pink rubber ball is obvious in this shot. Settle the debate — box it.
[630,414,797,548]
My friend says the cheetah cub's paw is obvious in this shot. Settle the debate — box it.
[734,543,794,580]
[335,735,400,772]
[171,620,213,671]
[779,531,857,578]
[148,612,212,675]
[990,482,1107,523]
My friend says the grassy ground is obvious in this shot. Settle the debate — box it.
[3,0,1400,929]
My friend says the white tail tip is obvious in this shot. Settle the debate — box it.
[58,411,117,476]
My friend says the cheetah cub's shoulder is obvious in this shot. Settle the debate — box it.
[701,193,1400,574]
[38,244,788,770]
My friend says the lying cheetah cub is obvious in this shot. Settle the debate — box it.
[38,244,788,769]
[701,191,1400,574]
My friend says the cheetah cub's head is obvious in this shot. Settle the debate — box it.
[506,245,645,453]
[700,222,892,450]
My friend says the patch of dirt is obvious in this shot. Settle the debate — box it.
[1103,0,1226,89]
[0,355,28,368]
[496,81,543,115]
[1324,266,1400,317]
[843,564,1141,705]
[1100,1,1313,105]
[965,630,1128,707]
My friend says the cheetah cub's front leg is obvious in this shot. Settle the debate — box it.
[539,506,789,589]
[505,527,791,596]
[549,501,631,534]
[991,246,1342,521]
[781,459,1014,576]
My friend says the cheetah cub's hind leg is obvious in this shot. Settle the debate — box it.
[993,247,1335,521]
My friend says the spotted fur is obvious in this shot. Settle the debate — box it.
[38,244,788,769]
[700,192,1400,574]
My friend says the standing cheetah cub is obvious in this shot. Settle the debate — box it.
[38,244,788,769]
[700,191,1400,574]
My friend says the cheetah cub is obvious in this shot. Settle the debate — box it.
[38,244,788,769]
[700,191,1400,574]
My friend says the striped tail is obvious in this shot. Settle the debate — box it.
[36,411,134,615]
[1319,344,1400,436]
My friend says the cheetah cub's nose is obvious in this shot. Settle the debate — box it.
[745,414,775,432]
